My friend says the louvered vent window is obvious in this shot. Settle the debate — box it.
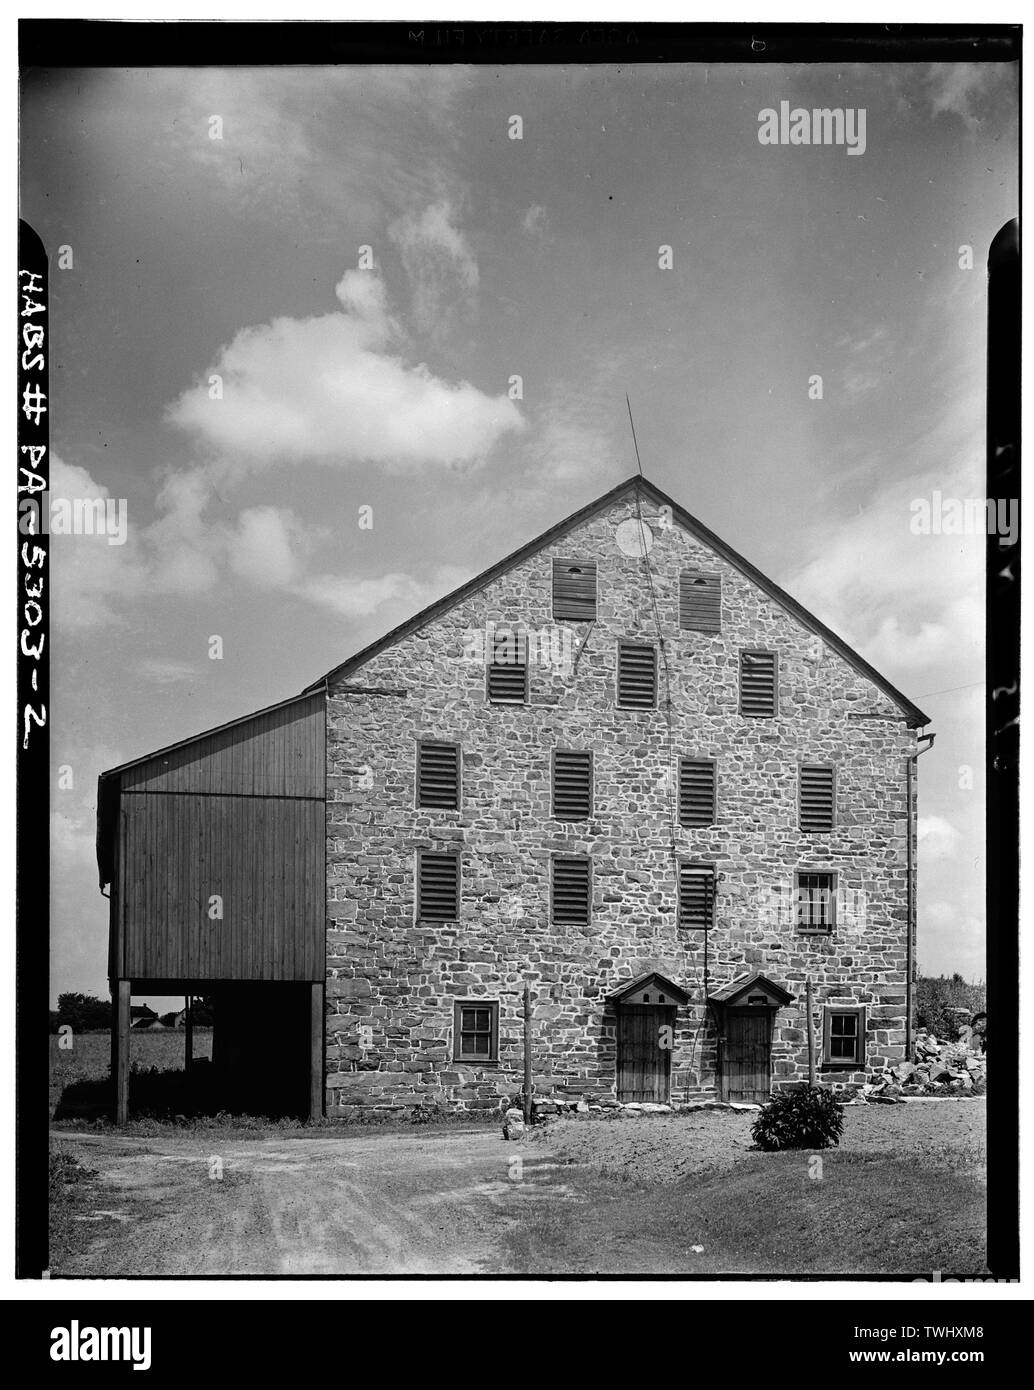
[486,628,528,703]
[417,741,460,810]
[553,751,593,820]
[800,765,835,832]
[552,857,591,925]
[617,641,657,708]
[553,560,597,621]
[679,571,722,633]
[739,650,777,717]
[417,851,460,921]
[678,864,716,928]
[679,758,716,827]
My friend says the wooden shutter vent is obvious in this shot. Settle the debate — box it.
[417,742,459,809]
[553,560,597,621]
[800,765,835,832]
[617,641,657,708]
[418,852,460,921]
[679,759,716,827]
[740,650,777,717]
[486,629,528,702]
[553,751,592,819]
[552,858,591,925]
[679,865,715,928]
[679,572,721,633]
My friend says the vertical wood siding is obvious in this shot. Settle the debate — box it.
[115,693,325,982]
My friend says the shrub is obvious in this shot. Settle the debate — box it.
[751,1083,845,1152]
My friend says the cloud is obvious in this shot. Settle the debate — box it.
[294,563,472,623]
[918,815,962,860]
[227,506,303,589]
[133,657,201,686]
[388,201,480,335]
[926,64,997,131]
[165,267,522,471]
[521,203,549,237]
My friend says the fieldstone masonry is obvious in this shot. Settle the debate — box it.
[324,493,920,1116]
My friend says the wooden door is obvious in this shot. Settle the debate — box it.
[721,1008,773,1104]
[616,1005,673,1103]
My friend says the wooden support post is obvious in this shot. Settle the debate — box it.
[184,994,193,1072]
[523,985,533,1125]
[113,979,131,1125]
[806,977,816,1087]
[309,983,324,1122]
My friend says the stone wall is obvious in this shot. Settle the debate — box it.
[324,496,918,1115]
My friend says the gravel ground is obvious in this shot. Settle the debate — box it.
[528,1097,985,1185]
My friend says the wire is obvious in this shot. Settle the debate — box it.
[625,393,644,477]
[625,396,679,945]
[914,681,985,698]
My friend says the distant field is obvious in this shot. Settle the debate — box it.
[49,1029,213,1118]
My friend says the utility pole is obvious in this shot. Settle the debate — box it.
[523,985,533,1125]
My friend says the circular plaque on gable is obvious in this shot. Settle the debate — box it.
[615,517,654,556]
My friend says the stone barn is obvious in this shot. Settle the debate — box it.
[97,474,931,1120]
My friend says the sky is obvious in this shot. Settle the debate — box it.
[20,59,1017,1003]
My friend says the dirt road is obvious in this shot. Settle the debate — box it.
[50,1127,571,1277]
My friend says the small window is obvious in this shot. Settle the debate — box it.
[486,628,528,703]
[823,1006,866,1067]
[617,640,657,708]
[679,758,716,827]
[678,863,716,928]
[455,1001,499,1062]
[417,741,460,809]
[553,750,593,820]
[679,571,721,633]
[747,994,768,1006]
[552,857,591,926]
[796,871,837,932]
[417,851,460,921]
[553,560,597,621]
[800,765,835,832]
[739,650,777,717]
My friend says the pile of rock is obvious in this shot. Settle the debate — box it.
[860,1028,986,1103]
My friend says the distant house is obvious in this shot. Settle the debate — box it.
[159,1009,188,1029]
[129,1005,160,1030]
[131,1016,165,1032]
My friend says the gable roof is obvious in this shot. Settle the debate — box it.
[709,971,795,1007]
[608,971,691,1006]
[306,474,930,728]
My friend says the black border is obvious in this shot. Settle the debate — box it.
[19,18,1020,1289]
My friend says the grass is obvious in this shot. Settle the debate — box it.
[502,1148,988,1277]
[50,1030,498,1137]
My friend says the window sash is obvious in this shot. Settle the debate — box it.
[796,872,836,930]
[455,1001,499,1061]
[823,1007,865,1066]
